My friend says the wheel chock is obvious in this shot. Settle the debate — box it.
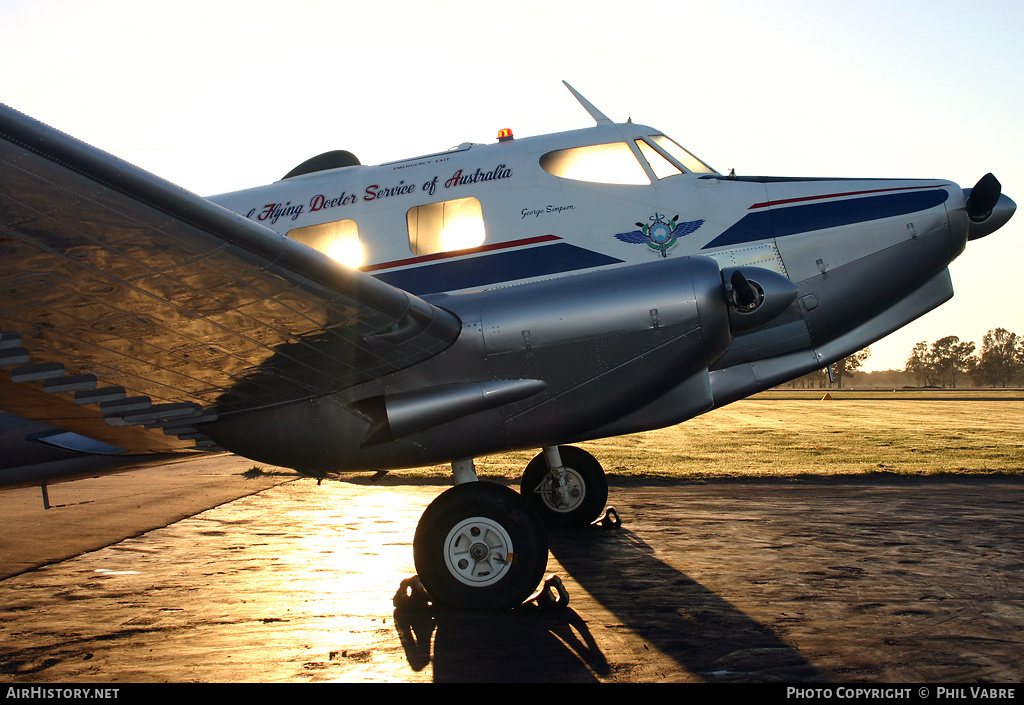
[592,506,621,529]
[393,575,432,610]
[523,574,569,610]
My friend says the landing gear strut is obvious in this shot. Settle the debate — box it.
[520,445,608,527]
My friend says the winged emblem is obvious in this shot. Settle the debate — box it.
[615,213,705,257]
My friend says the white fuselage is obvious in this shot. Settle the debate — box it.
[200,120,971,471]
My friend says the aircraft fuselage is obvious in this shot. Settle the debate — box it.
[202,121,990,473]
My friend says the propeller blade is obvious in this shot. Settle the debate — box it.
[730,269,759,311]
[967,173,1002,223]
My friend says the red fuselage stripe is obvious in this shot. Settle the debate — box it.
[360,234,562,272]
[749,184,942,210]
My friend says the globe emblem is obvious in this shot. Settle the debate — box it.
[614,213,706,258]
[648,221,674,245]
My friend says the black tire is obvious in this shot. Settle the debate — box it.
[413,482,548,610]
[520,446,608,528]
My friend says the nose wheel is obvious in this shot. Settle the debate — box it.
[413,482,548,610]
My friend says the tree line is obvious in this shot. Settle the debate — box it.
[782,327,1023,389]
[905,328,1023,388]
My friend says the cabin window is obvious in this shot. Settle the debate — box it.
[539,142,650,185]
[407,197,486,255]
[636,139,683,180]
[649,135,715,174]
[287,219,364,268]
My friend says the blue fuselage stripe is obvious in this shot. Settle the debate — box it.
[702,190,949,250]
[370,243,623,295]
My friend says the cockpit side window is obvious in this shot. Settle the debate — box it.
[649,135,716,174]
[635,139,683,180]
[539,142,650,185]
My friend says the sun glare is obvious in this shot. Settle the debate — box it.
[326,236,365,268]
[287,219,364,268]
[440,218,486,252]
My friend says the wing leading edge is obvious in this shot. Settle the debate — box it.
[0,103,460,456]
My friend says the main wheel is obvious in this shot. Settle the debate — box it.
[413,482,548,610]
[520,446,608,527]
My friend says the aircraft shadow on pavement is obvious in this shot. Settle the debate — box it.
[394,604,609,683]
[546,525,828,682]
[390,524,827,683]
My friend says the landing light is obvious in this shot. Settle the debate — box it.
[497,128,514,142]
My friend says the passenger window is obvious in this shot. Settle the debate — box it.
[636,139,683,180]
[539,142,650,185]
[287,219,364,268]
[407,197,486,255]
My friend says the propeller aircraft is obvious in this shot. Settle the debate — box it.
[0,82,1014,608]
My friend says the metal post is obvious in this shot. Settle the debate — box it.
[452,457,478,484]
[542,446,571,508]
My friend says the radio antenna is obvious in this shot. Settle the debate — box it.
[562,81,612,125]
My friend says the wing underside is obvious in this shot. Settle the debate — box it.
[0,104,460,456]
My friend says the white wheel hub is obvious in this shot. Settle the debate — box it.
[536,468,586,513]
[443,517,514,587]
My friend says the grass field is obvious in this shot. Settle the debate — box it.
[394,390,1024,481]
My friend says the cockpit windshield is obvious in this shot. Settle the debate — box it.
[539,135,716,185]
[635,140,682,179]
[648,135,716,174]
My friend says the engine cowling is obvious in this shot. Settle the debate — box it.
[357,256,798,449]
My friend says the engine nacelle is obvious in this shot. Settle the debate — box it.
[205,255,800,471]
[359,256,799,450]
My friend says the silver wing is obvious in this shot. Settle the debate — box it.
[0,104,460,464]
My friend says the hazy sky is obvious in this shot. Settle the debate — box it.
[2,0,1021,371]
